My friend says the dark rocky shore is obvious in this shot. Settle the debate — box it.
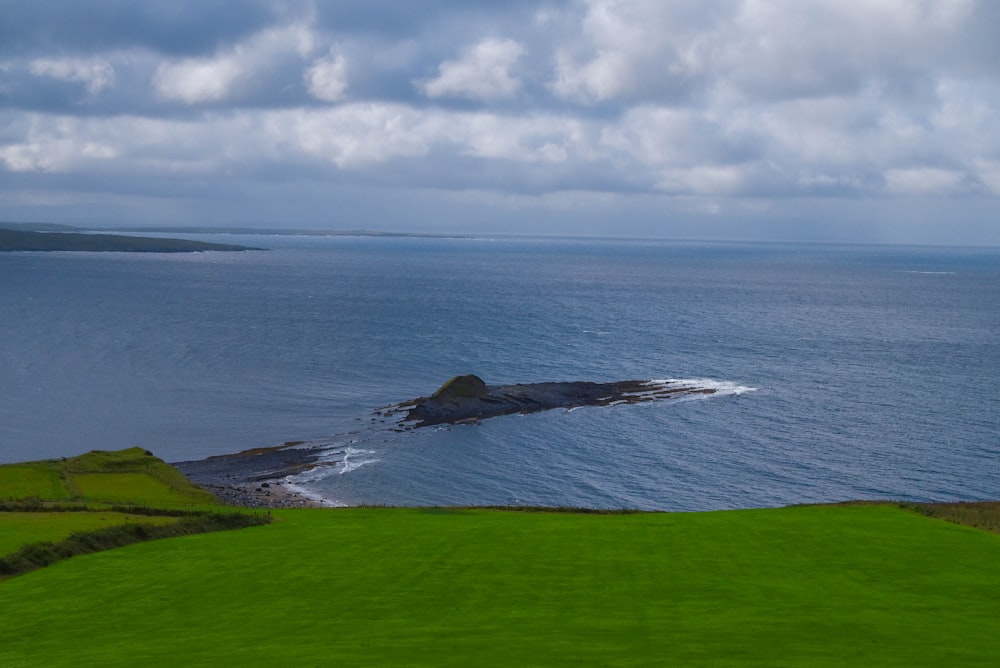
[177,375,725,507]
[174,442,332,508]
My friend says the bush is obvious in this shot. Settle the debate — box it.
[0,513,271,578]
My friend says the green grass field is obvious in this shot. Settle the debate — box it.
[1,504,998,667]
[0,447,217,507]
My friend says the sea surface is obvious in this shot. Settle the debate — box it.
[2,235,998,510]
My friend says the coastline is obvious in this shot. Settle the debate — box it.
[173,442,342,509]
[197,480,336,509]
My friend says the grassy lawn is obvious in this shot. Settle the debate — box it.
[0,511,179,556]
[1,504,998,667]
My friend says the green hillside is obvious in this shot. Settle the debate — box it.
[0,447,218,507]
[0,449,268,581]
[1,504,998,666]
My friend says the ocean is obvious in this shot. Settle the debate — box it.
[2,235,998,510]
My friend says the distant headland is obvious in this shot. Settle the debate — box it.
[86,225,466,239]
[0,225,261,253]
[0,221,467,253]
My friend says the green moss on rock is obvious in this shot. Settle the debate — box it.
[431,374,489,400]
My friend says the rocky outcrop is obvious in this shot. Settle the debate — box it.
[378,374,718,427]
[175,374,748,502]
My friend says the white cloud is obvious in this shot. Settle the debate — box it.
[0,105,589,179]
[550,0,986,105]
[272,104,586,168]
[274,105,432,166]
[550,0,712,103]
[552,49,632,102]
[602,106,724,165]
[884,167,965,195]
[0,138,118,173]
[154,55,244,103]
[154,23,319,104]
[657,165,750,196]
[29,57,115,94]
[420,38,525,101]
[305,50,348,102]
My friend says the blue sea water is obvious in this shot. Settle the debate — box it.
[1,235,998,510]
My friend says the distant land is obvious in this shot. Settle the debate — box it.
[91,225,466,239]
[1,221,466,249]
[0,224,261,253]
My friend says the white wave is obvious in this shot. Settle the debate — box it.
[280,481,346,507]
[338,446,380,474]
[645,378,757,396]
[283,444,379,485]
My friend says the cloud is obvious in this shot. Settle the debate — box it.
[548,0,989,106]
[305,50,349,102]
[28,57,116,94]
[550,0,723,104]
[2,0,1000,242]
[154,55,244,103]
[153,23,317,104]
[0,133,118,173]
[884,167,966,195]
[419,38,525,101]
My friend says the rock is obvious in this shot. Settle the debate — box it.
[379,376,720,428]
[431,374,489,400]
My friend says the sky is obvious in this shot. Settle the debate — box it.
[2,0,1000,244]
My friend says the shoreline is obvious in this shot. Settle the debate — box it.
[198,480,337,509]
[173,442,342,509]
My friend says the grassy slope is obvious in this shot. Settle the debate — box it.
[1,448,217,561]
[0,447,218,507]
[0,465,69,500]
[1,505,998,667]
